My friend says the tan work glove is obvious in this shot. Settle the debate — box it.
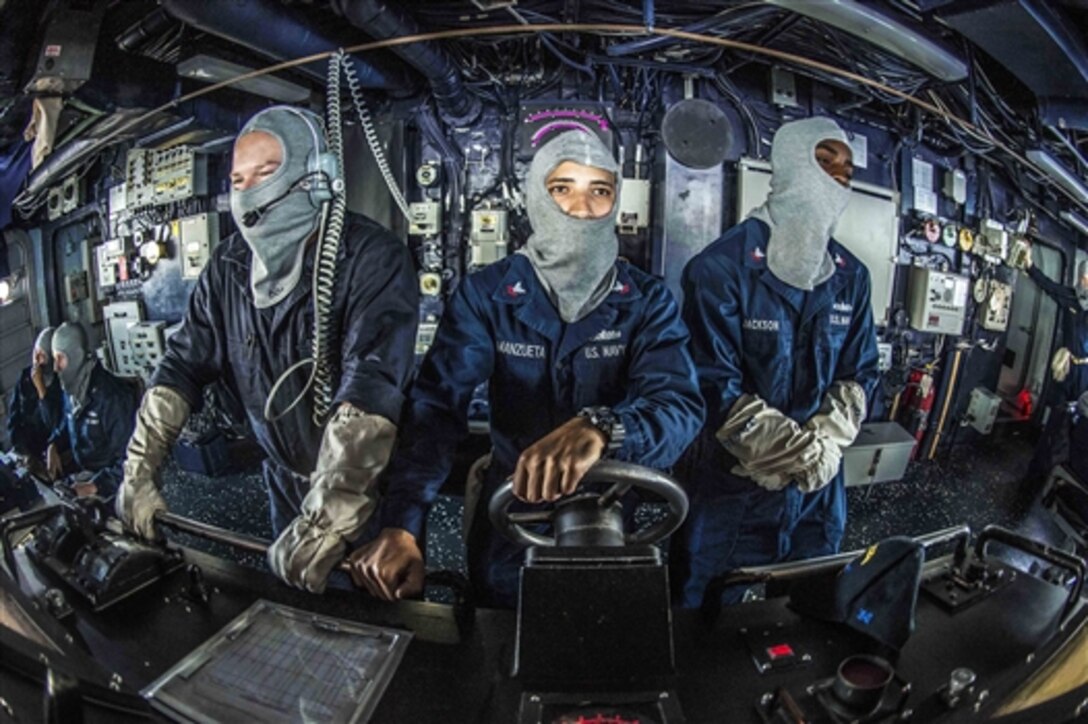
[717,394,822,491]
[46,443,63,480]
[267,405,396,594]
[1052,347,1073,383]
[1050,347,1088,383]
[117,386,190,540]
[795,381,867,493]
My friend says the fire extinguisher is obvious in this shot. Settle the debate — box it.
[1016,387,1033,418]
[898,368,936,460]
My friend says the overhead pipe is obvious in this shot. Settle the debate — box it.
[159,0,412,91]
[116,8,175,54]
[332,0,481,125]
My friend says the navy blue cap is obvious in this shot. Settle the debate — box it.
[789,537,924,650]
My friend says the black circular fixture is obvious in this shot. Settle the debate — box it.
[661,98,732,169]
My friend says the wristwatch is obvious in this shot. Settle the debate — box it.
[577,406,626,453]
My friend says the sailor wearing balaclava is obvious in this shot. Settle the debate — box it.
[6,326,64,474]
[45,322,137,498]
[352,129,704,609]
[116,105,419,595]
[675,117,881,609]
[1016,248,1088,476]
[1023,254,1088,397]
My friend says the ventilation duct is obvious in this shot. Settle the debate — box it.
[332,0,481,124]
[160,0,412,91]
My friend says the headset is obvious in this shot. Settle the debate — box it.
[239,107,342,227]
[278,106,340,205]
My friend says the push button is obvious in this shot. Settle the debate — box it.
[766,643,795,660]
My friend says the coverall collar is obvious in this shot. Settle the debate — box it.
[491,255,642,359]
[743,225,849,320]
[221,232,315,331]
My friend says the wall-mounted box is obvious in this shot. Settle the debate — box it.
[617,178,651,234]
[843,422,917,487]
[180,213,219,280]
[907,266,969,336]
[408,201,441,236]
[966,387,1002,435]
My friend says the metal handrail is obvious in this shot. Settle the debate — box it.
[700,524,972,620]
[155,512,352,572]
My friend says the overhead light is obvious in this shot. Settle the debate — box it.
[1027,149,1088,205]
[1060,210,1088,237]
[177,54,310,103]
[765,0,967,82]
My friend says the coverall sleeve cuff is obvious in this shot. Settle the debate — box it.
[334,380,406,427]
[377,498,427,540]
[90,469,121,499]
[612,408,645,461]
[146,374,204,413]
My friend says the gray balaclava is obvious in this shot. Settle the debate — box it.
[519,130,621,323]
[230,106,332,308]
[749,117,851,291]
[52,322,95,409]
[1077,259,1088,311]
[33,326,55,385]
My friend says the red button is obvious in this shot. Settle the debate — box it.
[766,644,795,660]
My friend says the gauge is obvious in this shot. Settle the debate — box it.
[941,224,957,247]
[416,163,439,187]
[923,218,941,243]
[958,227,974,253]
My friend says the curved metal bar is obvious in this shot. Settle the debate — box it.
[488,460,689,548]
[487,486,557,548]
[580,462,686,545]
[975,524,1086,627]
[154,512,353,573]
[700,524,972,620]
[155,512,271,555]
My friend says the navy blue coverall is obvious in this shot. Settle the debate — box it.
[50,362,138,498]
[7,367,63,458]
[676,218,880,608]
[1028,265,1088,400]
[153,214,418,535]
[1026,265,1088,477]
[377,253,705,607]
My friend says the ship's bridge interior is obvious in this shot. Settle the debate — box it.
[1,1,1088,723]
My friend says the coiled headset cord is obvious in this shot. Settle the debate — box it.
[264,48,410,427]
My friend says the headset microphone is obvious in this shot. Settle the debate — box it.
[242,187,292,227]
[240,172,326,228]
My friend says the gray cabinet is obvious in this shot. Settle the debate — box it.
[843,422,917,487]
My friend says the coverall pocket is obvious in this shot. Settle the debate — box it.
[743,329,790,389]
[225,338,269,416]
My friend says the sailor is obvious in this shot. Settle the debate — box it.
[116,106,419,593]
[46,322,138,498]
[1024,253,1088,400]
[1019,249,1088,477]
[352,129,705,607]
[6,326,63,476]
[675,117,881,608]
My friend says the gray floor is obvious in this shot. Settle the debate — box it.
[159,426,1069,580]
